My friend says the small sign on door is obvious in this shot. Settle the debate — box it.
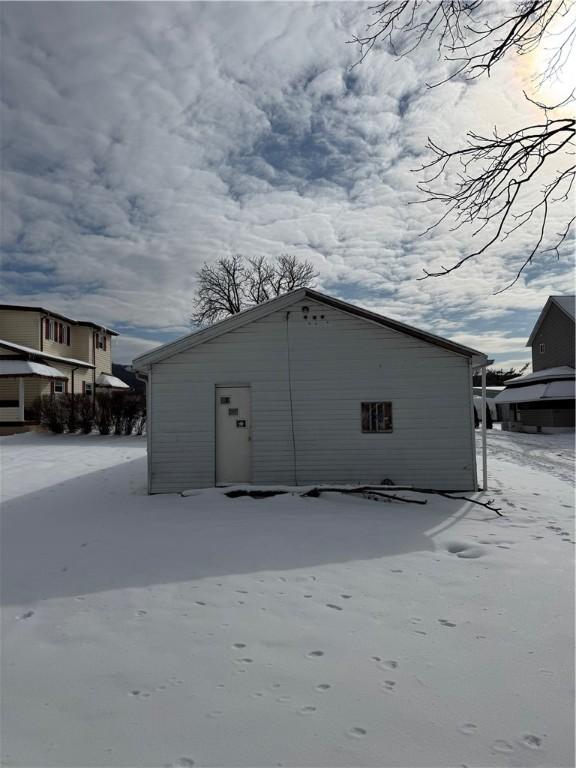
[236,419,247,428]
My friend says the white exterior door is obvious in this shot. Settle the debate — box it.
[215,386,251,484]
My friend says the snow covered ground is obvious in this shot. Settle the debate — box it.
[1,430,574,768]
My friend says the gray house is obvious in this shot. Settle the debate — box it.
[495,295,575,433]
[528,295,575,371]
[133,289,487,494]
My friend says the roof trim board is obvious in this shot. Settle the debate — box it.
[133,288,487,368]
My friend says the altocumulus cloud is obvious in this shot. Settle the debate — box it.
[0,2,573,364]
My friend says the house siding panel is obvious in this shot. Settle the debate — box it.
[0,311,41,349]
[149,300,476,493]
[93,333,113,377]
[531,303,575,371]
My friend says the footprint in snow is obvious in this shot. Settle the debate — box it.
[307,650,324,658]
[520,734,543,750]
[459,723,477,735]
[347,727,367,739]
[326,604,343,611]
[232,643,246,649]
[383,680,396,691]
[340,594,352,599]
[445,542,485,559]
[491,740,514,753]
[315,683,331,692]
[130,689,151,698]
[299,706,317,715]
[390,569,403,573]
[438,619,457,628]
[167,759,195,768]
[16,611,34,620]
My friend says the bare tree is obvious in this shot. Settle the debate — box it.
[191,254,318,326]
[351,0,576,290]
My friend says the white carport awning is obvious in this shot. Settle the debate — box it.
[96,373,129,389]
[0,359,67,379]
[495,380,575,404]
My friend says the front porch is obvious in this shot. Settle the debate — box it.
[0,360,67,433]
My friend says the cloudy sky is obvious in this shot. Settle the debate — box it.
[1,1,574,366]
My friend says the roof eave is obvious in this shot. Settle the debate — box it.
[133,288,487,368]
[0,304,119,336]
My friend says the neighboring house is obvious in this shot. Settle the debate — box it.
[133,288,487,494]
[528,295,575,372]
[0,304,128,430]
[495,295,575,433]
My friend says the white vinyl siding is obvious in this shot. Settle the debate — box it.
[148,300,476,493]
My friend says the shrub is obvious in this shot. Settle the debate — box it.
[110,391,126,435]
[104,391,146,435]
[78,394,95,434]
[95,392,113,435]
[34,394,67,434]
[135,412,146,436]
[122,394,143,435]
[65,394,79,433]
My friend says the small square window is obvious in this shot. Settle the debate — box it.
[539,342,545,353]
[228,408,239,416]
[220,396,230,404]
[361,402,392,433]
[53,380,65,395]
[85,382,93,396]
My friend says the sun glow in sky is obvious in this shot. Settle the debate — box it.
[525,0,576,107]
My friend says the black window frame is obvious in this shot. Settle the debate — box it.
[361,401,393,433]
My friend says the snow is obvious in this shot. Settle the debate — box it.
[1,431,574,767]
[0,338,95,369]
[0,360,67,379]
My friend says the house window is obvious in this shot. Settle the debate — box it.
[361,402,393,433]
[95,332,107,350]
[539,342,545,353]
[53,380,65,395]
[44,319,70,344]
[83,382,94,396]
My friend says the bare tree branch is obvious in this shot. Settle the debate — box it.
[351,0,576,290]
[191,254,318,326]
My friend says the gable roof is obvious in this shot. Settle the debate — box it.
[133,288,487,369]
[527,295,576,346]
[0,339,95,369]
[0,303,119,335]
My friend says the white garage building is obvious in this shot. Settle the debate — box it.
[133,289,487,494]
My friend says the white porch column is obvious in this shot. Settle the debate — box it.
[18,377,24,422]
[481,365,488,491]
